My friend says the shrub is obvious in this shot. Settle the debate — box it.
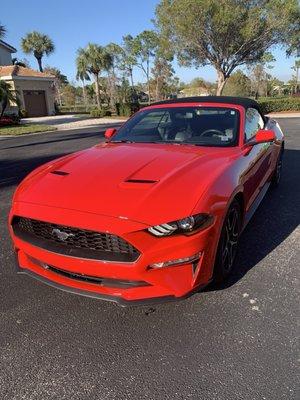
[19,109,27,118]
[101,110,112,117]
[90,109,112,118]
[258,97,300,114]
[0,117,17,126]
[90,108,103,118]
[116,102,140,117]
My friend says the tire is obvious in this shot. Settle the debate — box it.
[271,149,283,187]
[214,200,242,284]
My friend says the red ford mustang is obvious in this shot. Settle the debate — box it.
[9,97,284,305]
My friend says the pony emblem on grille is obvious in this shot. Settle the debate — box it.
[52,228,75,242]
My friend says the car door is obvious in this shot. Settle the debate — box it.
[242,107,273,210]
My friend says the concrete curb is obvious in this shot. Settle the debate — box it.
[267,112,300,118]
[0,122,123,140]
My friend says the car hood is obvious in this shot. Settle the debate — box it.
[16,142,234,225]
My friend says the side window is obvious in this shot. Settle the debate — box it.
[245,108,264,141]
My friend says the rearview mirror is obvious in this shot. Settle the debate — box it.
[104,128,117,140]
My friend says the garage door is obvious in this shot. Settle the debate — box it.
[23,90,47,117]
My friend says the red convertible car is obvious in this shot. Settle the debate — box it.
[9,97,284,305]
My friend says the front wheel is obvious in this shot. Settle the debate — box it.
[214,200,242,284]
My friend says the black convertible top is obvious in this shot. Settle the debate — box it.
[152,96,263,114]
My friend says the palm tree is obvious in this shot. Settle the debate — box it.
[21,31,55,72]
[76,43,112,108]
[44,66,68,106]
[0,81,18,118]
[0,23,6,39]
[76,55,90,106]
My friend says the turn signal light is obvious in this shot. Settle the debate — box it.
[148,253,201,269]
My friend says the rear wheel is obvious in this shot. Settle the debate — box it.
[271,149,283,187]
[214,200,242,284]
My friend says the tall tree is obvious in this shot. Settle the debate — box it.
[0,23,6,39]
[155,0,299,95]
[223,70,251,97]
[21,31,55,72]
[132,30,159,103]
[77,44,112,108]
[120,35,138,91]
[248,53,275,98]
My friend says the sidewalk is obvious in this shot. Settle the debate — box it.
[267,112,300,118]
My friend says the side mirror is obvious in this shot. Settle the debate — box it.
[255,129,276,143]
[246,129,276,147]
[104,128,117,140]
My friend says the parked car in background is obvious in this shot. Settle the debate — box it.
[9,96,284,305]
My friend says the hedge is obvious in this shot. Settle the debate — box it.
[58,105,93,114]
[258,97,300,114]
[90,109,112,118]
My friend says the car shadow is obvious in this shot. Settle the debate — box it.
[0,123,122,151]
[208,148,300,291]
[0,153,69,189]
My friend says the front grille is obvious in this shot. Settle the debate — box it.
[44,264,149,288]
[12,216,140,262]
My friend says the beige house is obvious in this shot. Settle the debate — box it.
[0,40,56,117]
[0,66,56,116]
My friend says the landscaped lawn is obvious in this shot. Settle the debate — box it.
[0,124,57,136]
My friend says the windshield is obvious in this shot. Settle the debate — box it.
[112,106,240,147]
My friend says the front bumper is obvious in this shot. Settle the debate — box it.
[10,202,218,305]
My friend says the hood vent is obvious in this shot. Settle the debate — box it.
[51,170,69,176]
[125,179,158,184]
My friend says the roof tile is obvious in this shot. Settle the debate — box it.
[0,65,55,78]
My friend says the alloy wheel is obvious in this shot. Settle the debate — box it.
[221,207,239,273]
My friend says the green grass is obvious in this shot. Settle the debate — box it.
[0,124,57,136]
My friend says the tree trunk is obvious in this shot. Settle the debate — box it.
[155,77,160,101]
[129,68,135,91]
[216,70,227,95]
[56,83,62,106]
[147,58,151,105]
[36,57,43,72]
[81,79,87,107]
[94,73,101,108]
[109,71,117,113]
[0,96,7,118]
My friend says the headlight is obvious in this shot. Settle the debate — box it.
[147,213,213,237]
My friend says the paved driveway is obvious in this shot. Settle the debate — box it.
[0,119,299,400]
[21,115,126,130]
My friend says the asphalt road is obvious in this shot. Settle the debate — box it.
[0,119,299,400]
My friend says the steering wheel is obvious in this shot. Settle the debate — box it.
[200,129,224,137]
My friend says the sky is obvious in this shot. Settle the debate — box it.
[1,0,297,85]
